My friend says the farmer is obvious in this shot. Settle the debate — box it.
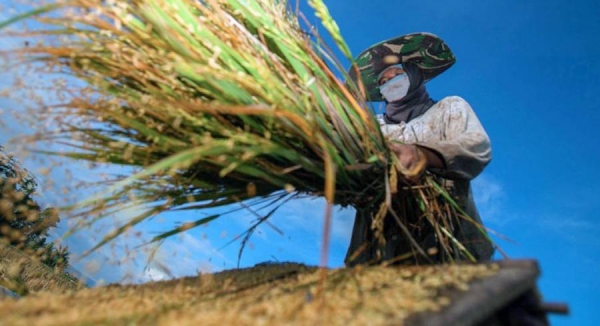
[345,33,494,266]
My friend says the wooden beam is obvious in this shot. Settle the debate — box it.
[406,260,541,326]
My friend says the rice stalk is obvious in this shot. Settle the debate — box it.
[0,0,486,264]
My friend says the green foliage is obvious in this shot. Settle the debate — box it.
[0,147,70,271]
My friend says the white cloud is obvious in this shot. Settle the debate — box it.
[142,232,225,278]
[60,215,226,285]
[220,196,356,257]
[544,218,599,231]
[472,173,511,226]
[272,197,355,242]
[140,267,169,282]
[538,215,600,248]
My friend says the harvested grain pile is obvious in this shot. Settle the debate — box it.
[0,262,499,325]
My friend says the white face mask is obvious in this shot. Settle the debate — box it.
[379,73,410,102]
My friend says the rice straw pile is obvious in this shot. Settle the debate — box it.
[0,0,479,262]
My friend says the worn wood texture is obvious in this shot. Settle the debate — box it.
[406,260,541,326]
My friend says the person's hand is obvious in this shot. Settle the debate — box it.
[388,142,427,183]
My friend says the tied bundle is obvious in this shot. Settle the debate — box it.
[1,0,483,262]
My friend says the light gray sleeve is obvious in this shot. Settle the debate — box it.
[416,97,492,180]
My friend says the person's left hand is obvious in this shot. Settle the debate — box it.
[388,142,427,183]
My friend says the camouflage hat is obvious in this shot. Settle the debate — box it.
[349,32,456,101]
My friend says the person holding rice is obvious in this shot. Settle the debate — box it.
[0,0,494,267]
[345,33,494,266]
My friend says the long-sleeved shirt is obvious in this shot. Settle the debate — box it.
[345,96,494,265]
[381,96,491,180]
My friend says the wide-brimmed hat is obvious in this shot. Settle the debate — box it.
[349,32,456,101]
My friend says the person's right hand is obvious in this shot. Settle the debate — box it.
[388,142,427,183]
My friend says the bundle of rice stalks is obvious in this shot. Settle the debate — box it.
[0,0,482,263]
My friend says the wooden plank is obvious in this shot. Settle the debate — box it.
[406,260,540,326]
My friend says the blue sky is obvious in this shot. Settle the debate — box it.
[1,0,599,325]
